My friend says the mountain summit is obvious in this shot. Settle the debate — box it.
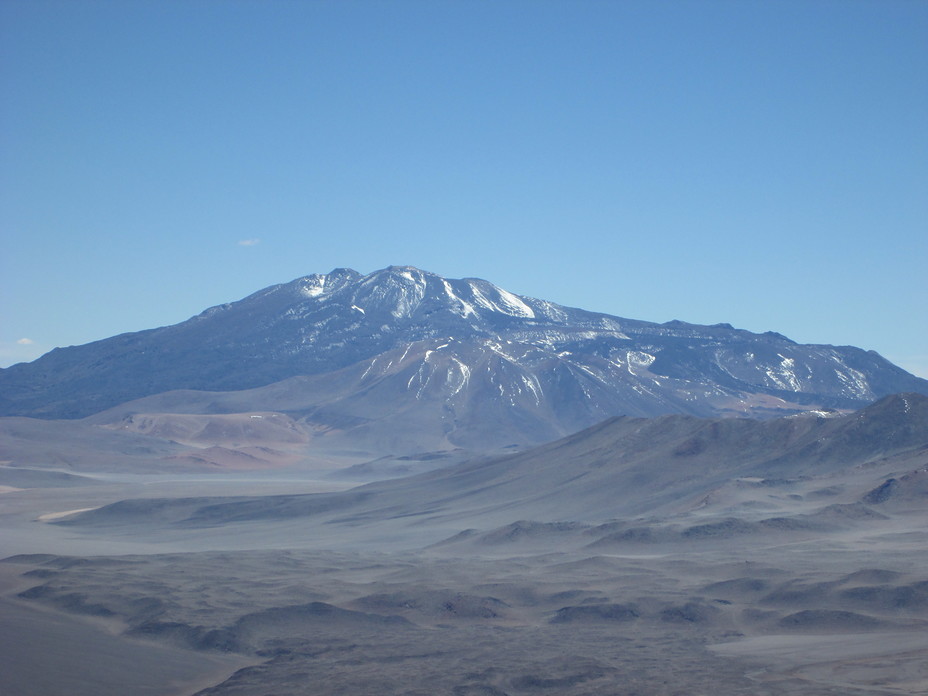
[1,266,925,451]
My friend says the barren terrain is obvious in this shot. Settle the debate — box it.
[2,396,926,695]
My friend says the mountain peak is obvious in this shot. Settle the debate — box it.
[288,266,540,324]
[1,266,926,423]
[295,268,361,298]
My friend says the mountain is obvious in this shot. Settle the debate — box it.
[58,393,928,533]
[1,266,925,454]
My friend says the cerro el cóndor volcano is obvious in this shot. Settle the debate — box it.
[1,265,925,455]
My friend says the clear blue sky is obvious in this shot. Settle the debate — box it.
[2,0,926,376]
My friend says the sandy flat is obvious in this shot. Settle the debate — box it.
[710,632,928,664]
[0,595,252,696]
[37,507,101,522]
[711,632,928,695]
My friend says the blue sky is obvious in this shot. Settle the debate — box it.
[2,0,926,377]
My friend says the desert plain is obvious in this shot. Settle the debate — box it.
[1,395,927,695]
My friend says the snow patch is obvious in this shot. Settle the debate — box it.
[447,357,471,396]
[467,281,535,318]
[300,275,327,297]
[535,300,568,322]
[495,287,535,318]
[626,351,656,375]
[360,357,377,381]
[442,280,477,318]
[407,361,433,398]
[765,354,802,391]
[521,373,542,405]
[834,366,871,397]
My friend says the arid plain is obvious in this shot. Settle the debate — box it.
[2,394,927,695]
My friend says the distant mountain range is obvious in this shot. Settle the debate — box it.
[58,392,928,532]
[2,266,925,454]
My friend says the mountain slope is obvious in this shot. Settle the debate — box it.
[2,267,925,448]
[60,393,928,532]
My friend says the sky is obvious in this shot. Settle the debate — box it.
[1,0,926,377]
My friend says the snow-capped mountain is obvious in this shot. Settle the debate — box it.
[1,266,925,452]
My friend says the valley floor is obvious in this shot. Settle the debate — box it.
[2,468,927,696]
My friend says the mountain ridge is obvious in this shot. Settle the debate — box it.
[2,267,925,452]
[56,392,928,532]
